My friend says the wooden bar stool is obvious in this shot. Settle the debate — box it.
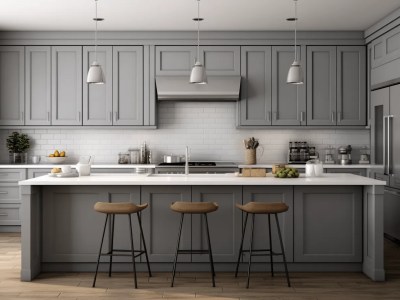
[170,201,218,287]
[92,202,152,289]
[235,202,291,288]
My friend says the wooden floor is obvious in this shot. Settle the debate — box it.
[1,233,400,299]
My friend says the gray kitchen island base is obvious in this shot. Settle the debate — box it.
[19,176,385,282]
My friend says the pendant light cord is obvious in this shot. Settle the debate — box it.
[294,0,297,61]
[197,0,200,62]
[94,0,98,61]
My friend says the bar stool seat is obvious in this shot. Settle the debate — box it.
[236,202,288,214]
[170,201,218,287]
[235,201,291,288]
[171,201,218,214]
[94,202,148,214]
[92,201,152,289]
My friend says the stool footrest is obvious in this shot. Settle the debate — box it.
[241,249,283,257]
[177,249,209,255]
[101,249,146,258]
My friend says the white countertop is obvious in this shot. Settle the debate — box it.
[0,164,156,169]
[19,173,386,186]
[238,164,382,169]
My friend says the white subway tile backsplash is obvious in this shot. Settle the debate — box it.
[0,102,370,164]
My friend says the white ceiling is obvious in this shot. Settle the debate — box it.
[0,0,399,31]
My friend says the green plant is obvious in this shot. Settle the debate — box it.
[6,132,30,153]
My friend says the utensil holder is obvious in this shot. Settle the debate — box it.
[245,149,257,165]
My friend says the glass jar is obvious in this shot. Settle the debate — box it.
[129,149,140,164]
[118,152,130,164]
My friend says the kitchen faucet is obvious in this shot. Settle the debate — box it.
[185,146,189,175]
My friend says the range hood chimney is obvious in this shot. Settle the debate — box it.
[156,76,241,101]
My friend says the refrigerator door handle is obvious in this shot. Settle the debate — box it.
[384,115,388,175]
[385,115,394,175]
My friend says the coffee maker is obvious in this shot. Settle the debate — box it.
[338,145,352,165]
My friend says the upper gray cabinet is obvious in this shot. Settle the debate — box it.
[239,46,272,126]
[25,46,51,125]
[0,46,24,126]
[307,46,337,126]
[51,46,82,125]
[82,46,113,125]
[155,46,240,76]
[271,46,306,126]
[337,46,366,126]
[113,46,144,126]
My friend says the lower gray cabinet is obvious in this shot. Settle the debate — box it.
[293,186,362,262]
[242,186,294,262]
[42,186,140,262]
[141,186,191,262]
[28,169,51,179]
[191,186,242,263]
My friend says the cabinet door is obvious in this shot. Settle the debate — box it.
[337,46,366,126]
[0,46,24,125]
[271,46,306,126]
[83,46,113,125]
[27,169,51,179]
[307,46,337,125]
[294,186,362,262]
[239,46,272,126]
[201,46,240,75]
[141,186,191,262]
[389,84,400,189]
[242,186,293,262]
[191,186,242,262]
[113,46,144,126]
[51,46,82,125]
[155,46,196,76]
[25,46,51,125]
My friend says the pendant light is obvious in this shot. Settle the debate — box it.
[189,0,207,84]
[87,0,105,84]
[287,0,304,85]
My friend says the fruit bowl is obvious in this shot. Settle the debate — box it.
[46,157,67,164]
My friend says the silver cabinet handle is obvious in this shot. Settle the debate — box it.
[47,112,50,121]
[115,111,118,122]
[273,111,278,120]
[300,111,305,122]
[387,115,393,175]
[21,111,24,121]
[338,112,342,123]
[109,112,112,122]
[78,111,81,122]
[331,112,336,123]
[0,191,8,194]
[0,213,8,216]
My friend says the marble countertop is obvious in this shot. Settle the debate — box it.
[0,164,156,169]
[19,173,386,186]
[238,164,382,169]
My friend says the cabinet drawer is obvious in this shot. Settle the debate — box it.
[0,169,26,182]
[0,186,21,203]
[0,204,20,225]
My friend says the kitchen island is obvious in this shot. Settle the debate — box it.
[19,173,385,282]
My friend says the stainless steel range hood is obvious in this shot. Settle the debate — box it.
[156,76,241,101]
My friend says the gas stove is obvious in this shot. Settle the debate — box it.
[156,161,238,174]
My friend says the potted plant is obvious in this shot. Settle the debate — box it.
[6,132,30,164]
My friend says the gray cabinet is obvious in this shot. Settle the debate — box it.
[307,46,337,125]
[0,46,25,126]
[141,186,192,262]
[239,46,272,126]
[294,186,362,262]
[27,169,51,179]
[51,46,82,125]
[113,46,144,126]
[191,186,242,263]
[271,46,306,126]
[83,46,113,125]
[155,46,240,76]
[25,46,51,125]
[242,186,294,262]
[337,46,366,126]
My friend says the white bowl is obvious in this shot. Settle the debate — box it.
[46,157,67,164]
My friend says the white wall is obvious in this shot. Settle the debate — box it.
[0,102,370,164]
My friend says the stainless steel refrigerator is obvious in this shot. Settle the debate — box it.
[371,84,400,242]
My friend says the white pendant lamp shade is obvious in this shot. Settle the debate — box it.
[87,61,105,84]
[287,60,303,84]
[190,61,207,84]
[287,0,303,85]
[87,0,104,84]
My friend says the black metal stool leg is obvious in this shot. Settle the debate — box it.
[246,213,255,289]
[171,213,184,287]
[268,213,274,277]
[235,212,249,277]
[93,214,109,288]
[204,213,216,287]
[108,214,115,277]
[274,213,291,287]
[128,214,138,289]
[137,212,152,277]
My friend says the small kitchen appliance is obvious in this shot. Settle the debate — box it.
[359,146,370,164]
[338,145,352,165]
[288,141,312,164]
[324,146,336,164]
